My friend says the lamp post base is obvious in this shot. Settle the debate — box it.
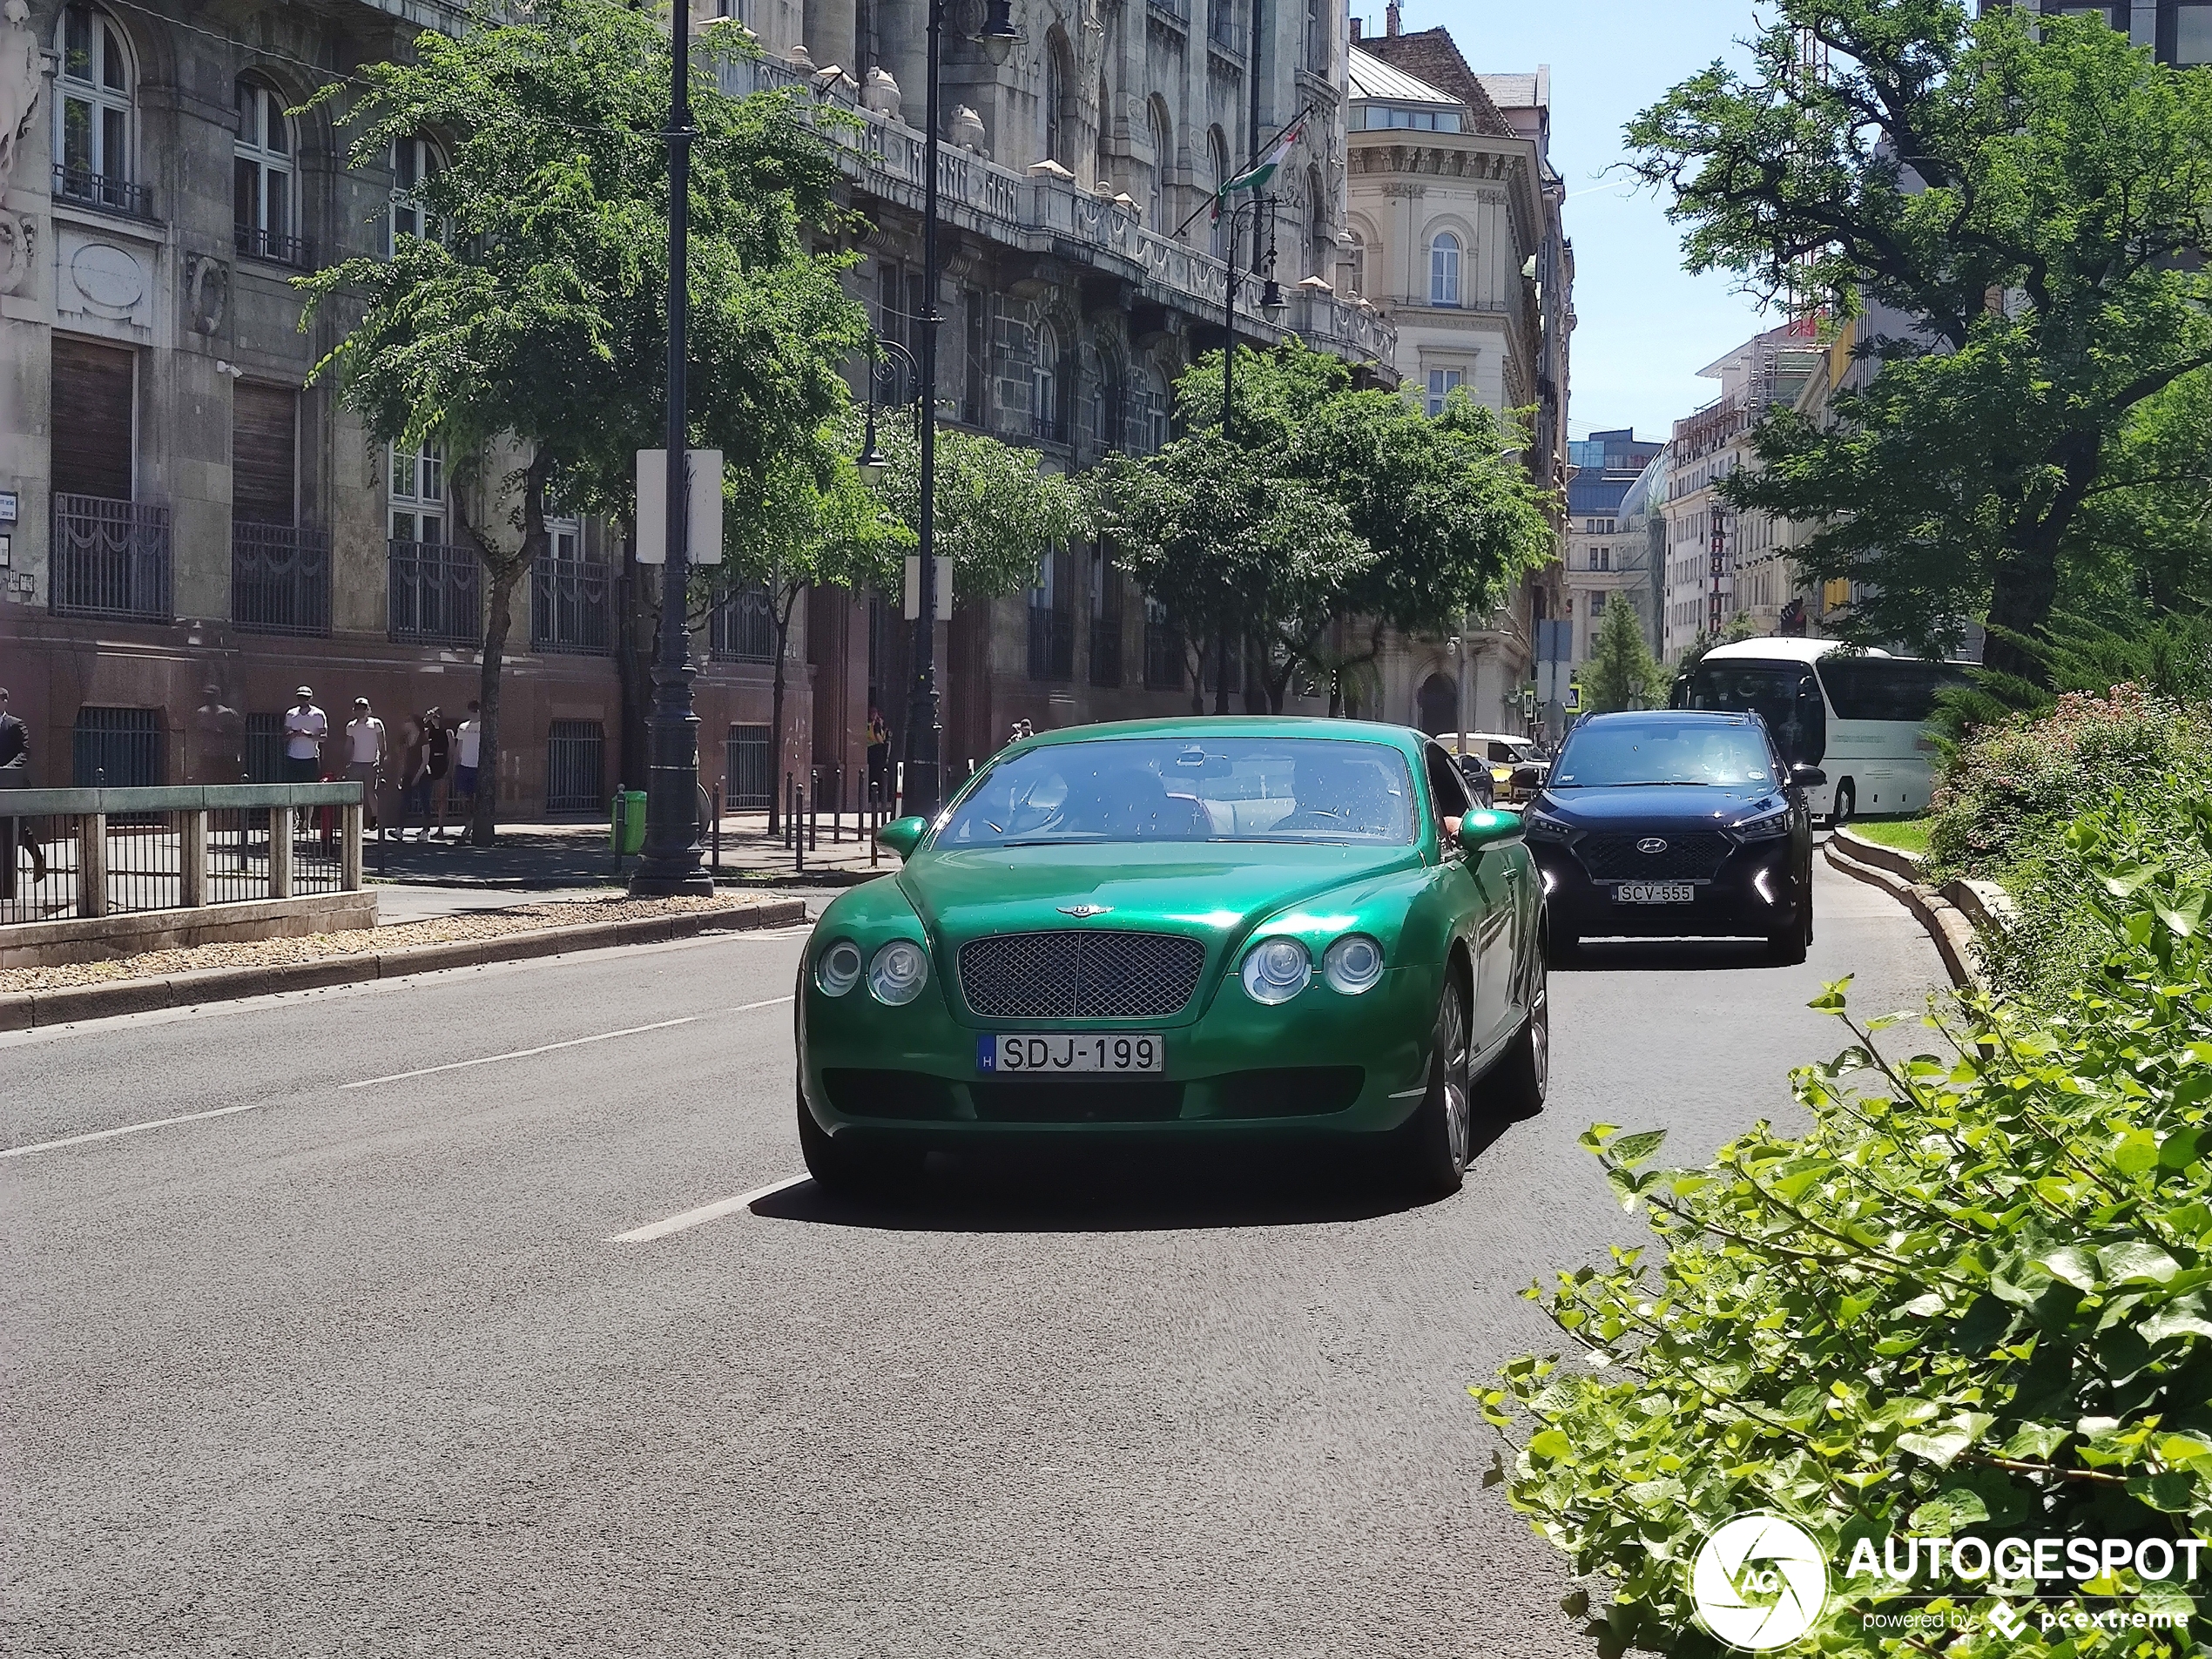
[629,657,714,897]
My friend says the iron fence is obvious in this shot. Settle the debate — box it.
[1027,604,1073,682]
[233,523,332,637]
[234,224,314,268]
[725,725,773,810]
[51,163,154,219]
[71,707,164,790]
[1143,621,1184,691]
[1089,616,1123,687]
[388,541,482,647]
[711,585,777,662]
[546,721,605,813]
[51,495,172,622]
[0,817,79,927]
[531,559,614,655]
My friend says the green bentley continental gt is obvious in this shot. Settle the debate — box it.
[795,718,1550,1197]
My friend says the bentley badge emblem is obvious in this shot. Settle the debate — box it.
[1058,904,1112,918]
[1637,838,1669,854]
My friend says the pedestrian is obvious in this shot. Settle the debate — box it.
[397,719,434,839]
[0,687,45,887]
[282,686,327,784]
[342,697,386,830]
[450,699,482,835]
[865,705,890,806]
[421,706,455,839]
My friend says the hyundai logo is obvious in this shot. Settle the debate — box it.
[1058,904,1112,918]
[1637,837,1669,854]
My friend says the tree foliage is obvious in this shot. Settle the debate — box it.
[1098,341,1555,708]
[861,408,1092,603]
[298,0,865,839]
[1582,595,1664,714]
[1490,793,2212,1655]
[1627,5,2212,683]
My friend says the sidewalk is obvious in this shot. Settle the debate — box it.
[366,813,894,892]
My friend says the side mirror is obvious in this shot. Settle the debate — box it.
[878,815,927,859]
[1791,764,1827,790]
[1457,809,1523,855]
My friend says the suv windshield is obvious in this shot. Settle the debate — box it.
[937,738,1417,846]
[1552,719,1775,789]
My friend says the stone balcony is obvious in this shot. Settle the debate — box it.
[727,55,1398,380]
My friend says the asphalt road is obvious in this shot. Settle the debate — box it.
[2,855,1946,1658]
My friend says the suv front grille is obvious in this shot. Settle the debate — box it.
[957,930,1206,1020]
[1575,831,1732,883]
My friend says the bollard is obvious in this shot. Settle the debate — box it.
[794,787,806,874]
[783,772,794,850]
[711,783,723,872]
[809,772,819,853]
[870,794,880,867]
[833,765,843,844]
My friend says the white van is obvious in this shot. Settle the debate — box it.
[1671,638,1973,824]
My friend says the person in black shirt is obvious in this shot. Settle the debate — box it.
[0,687,46,885]
[421,706,455,839]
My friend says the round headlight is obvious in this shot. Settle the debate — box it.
[815,937,863,997]
[868,939,930,1006]
[1321,934,1385,995]
[1240,937,1312,1005]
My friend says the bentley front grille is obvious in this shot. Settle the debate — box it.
[957,930,1207,1020]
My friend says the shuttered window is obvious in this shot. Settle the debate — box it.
[231,382,296,525]
[51,335,134,502]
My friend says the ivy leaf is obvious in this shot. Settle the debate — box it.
[2125,1470,2199,1513]
[1608,1130,1669,1170]
[1897,1413,1993,1469]
[2099,1241,2182,1285]
[2034,1245,2101,1290]
[2160,1126,2205,1170]
[2111,1129,2161,1176]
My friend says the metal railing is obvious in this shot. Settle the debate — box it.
[725,725,773,810]
[234,223,313,268]
[545,721,604,813]
[232,522,332,637]
[530,559,614,655]
[51,495,171,622]
[0,784,362,926]
[1089,616,1123,686]
[52,164,154,219]
[1027,604,1073,682]
[388,540,482,647]
[1143,622,1184,690]
[710,584,777,662]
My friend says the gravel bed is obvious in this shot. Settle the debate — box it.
[0,894,777,995]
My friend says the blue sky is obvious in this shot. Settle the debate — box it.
[1377,0,1780,444]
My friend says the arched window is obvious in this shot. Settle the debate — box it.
[1306,165,1328,280]
[1043,34,1070,166]
[1207,127,1231,256]
[235,78,302,266]
[1096,353,1125,454]
[1428,230,1460,307]
[1345,232,1366,297]
[1147,99,1174,233]
[1096,75,1113,184]
[1140,363,1171,454]
[1035,321,1062,442]
[54,4,136,211]
[388,134,444,253]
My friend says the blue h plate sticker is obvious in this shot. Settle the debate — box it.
[976,1035,996,1072]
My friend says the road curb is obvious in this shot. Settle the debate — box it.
[1824,836,1983,990]
[0,900,806,1033]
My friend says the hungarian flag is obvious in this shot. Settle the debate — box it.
[1213,115,1307,216]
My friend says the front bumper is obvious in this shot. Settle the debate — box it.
[799,962,1441,1144]
[1532,837,1800,940]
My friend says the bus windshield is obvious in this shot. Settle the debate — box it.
[1683,659,1825,765]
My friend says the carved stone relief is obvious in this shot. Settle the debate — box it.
[0,0,37,186]
[0,211,32,297]
[185,253,230,334]
[55,226,153,328]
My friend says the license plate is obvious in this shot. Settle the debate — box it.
[980,1035,1163,1073]
[1615,882,1696,905]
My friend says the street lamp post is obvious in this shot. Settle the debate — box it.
[632,4,713,896]
[901,0,1016,823]
[1212,194,1285,711]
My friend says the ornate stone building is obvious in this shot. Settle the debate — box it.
[0,0,1393,809]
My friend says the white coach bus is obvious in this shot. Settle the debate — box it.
[1671,637,1974,825]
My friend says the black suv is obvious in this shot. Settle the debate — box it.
[1521,710,1824,964]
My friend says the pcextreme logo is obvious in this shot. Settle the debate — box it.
[1689,1513,1831,1652]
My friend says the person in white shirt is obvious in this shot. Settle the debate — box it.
[450,700,482,828]
[343,698,387,828]
[282,688,327,784]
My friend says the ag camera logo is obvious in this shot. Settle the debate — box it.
[1690,1513,1831,1651]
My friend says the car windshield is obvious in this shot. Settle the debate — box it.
[936,738,1417,846]
[1551,719,1774,788]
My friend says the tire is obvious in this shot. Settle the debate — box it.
[796,1084,919,1196]
[1830,779,1856,832]
[1767,881,1811,966]
[1487,929,1550,1119]
[1395,968,1474,1197]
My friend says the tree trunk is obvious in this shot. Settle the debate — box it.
[1212,625,1231,714]
[458,455,550,848]
[767,583,802,836]
[1982,429,2099,685]
[1187,634,1207,716]
[616,536,651,792]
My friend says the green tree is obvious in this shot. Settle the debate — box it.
[863,413,1092,601]
[1627,6,2212,685]
[1103,341,1555,710]
[299,0,865,842]
[1582,594,1663,713]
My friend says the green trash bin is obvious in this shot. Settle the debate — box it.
[611,789,647,855]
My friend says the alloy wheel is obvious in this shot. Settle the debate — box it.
[1441,981,1471,1172]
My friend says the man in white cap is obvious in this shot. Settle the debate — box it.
[283,686,327,784]
[342,697,387,827]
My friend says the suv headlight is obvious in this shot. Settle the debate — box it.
[867,939,930,1005]
[1321,934,1385,995]
[815,937,863,996]
[1732,806,1792,842]
[1522,806,1577,843]
[1241,937,1312,1005]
